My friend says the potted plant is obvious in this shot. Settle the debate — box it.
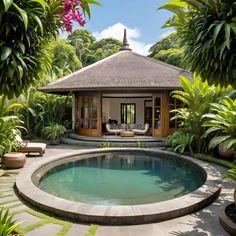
[42,123,66,145]
[219,167,236,235]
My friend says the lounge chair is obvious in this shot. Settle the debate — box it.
[16,135,46,157]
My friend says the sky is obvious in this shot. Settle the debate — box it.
[72,0,173,55]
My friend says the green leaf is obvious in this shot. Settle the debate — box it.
[1,46,12,61]
[225,23,231,49]
[32,15,43,35]
[209,135,231,149]
[28,0,47,9]
[12,3,28,30]
[213,21,224,43]
[3,0,13,11]
[230,22,236,36]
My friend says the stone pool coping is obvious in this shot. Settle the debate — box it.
[15,148,222,225]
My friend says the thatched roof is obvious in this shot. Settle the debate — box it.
[41,50,191,94]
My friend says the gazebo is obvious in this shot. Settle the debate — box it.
[41,30,191,137]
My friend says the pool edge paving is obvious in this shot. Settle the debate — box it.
[15,148,223,225]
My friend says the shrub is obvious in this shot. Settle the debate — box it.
[203,97,236,154]
[42,123,66,140]
[0,208,20,236]
[164,130,193,154]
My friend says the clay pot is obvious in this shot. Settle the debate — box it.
[3,152,26,169]
[50,138,60,145]
[218,143,234,159]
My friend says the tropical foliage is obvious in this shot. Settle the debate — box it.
[170,75,230,154]
[67,29,122,66]
[67,29,96,64]
[149,32,184,68]
[224,167,236,181]
[0,96,23,159]
[0,208,20,236]
[18,90,71,138]
[52,39,82,77]
[203,97,236,153]
[0,0,97,98]
[160,0,236,88]
[42,122,67,140]
[164,130,193,154]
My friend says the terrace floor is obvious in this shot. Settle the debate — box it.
[0,144,235,235]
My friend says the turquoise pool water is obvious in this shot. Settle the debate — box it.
[38,152,206,205]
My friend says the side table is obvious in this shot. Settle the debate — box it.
[3,152,26,168]
[120,130,135,137]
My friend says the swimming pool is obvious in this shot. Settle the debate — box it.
[15,148,222,225]
[38,152,205,205]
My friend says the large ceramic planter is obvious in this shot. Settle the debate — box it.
[50,138,60,145]
[219,203,236,235]
[218,143,234,160]
[3,152,26,169]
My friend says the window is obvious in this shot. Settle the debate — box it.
[121,103,136,124]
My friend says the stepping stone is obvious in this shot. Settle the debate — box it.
[0,195,17,203]
[9,205,27,213]
[0,187,13,194]
[0,200,21,208]
[0,190,14,196]
[26,223,62,236]
[13,212,41,228]
[0,183,14,187]
[67,224,90,236]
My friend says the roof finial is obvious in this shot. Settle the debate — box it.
[120,29,132,51]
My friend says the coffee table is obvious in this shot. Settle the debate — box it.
[120,130,135,137]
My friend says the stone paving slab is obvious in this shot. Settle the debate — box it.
[13,212,42,228]
[9,205,28,213]
[1,201,22,208]
[67,224,90,236]
[0,195,17,203]
[26,223,62,236]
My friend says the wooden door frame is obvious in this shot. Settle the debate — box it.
[75,93,102,137]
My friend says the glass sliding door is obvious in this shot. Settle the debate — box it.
[76,94,101,136]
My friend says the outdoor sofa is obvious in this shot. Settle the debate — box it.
[105,123,149,135]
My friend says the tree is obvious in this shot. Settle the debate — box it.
[160,0,236,88]
[52,39,82,76]
[149,32,178,57]
[0,0,97,98]
[149,32,184,68]
[67,29,96,63]
[91,38,122,60]
[68,30,122,66]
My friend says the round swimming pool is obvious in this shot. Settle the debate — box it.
[38,152,206,205]
[15,148,222,225]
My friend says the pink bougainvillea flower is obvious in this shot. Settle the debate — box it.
[62,0,86,32]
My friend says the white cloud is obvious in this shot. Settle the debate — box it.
[160,30,175,39]
[93,23,153,55]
